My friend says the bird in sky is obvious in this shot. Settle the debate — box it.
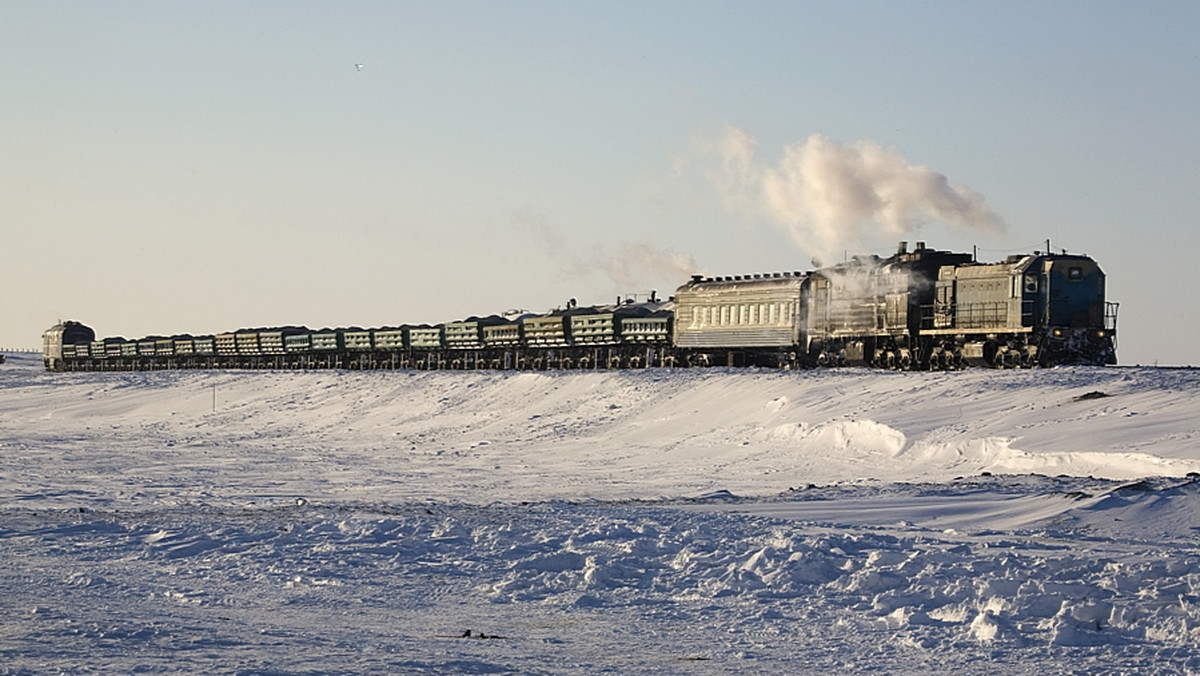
[355,63,364,71]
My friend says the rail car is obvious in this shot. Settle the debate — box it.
[43,242,1118,372]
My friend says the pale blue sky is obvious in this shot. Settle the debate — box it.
[3,1,1197,364]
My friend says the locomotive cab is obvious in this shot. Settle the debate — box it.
[1032,254,1117,365]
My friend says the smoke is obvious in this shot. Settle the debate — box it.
[708,126,1004,264]
[513,207,699,299]
[599,243,698,289]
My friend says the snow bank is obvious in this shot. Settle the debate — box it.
[3,363,1199,509]
[4,358,1200,672]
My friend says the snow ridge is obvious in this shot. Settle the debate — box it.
[4,356,1200,672]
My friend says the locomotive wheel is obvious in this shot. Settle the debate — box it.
[981,341,1000,368]
[993,349,1009,368]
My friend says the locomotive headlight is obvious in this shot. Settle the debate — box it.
[1053,328,1065,338]
[1095,330,1106,338]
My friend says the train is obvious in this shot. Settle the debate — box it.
[43,242,1118,373]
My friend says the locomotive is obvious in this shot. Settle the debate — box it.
[675,241,1117,369]
[43,242,1118,372]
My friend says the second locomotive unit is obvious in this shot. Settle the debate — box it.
[44,242,1118,372]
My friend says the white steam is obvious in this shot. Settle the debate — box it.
[514,208,698,297]
[600,243,697,289]
[710,126,1004,264]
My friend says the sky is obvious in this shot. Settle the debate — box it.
[3,1,1198,365]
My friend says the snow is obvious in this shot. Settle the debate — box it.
[3,351,1200,673]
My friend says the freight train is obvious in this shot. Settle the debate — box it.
[43,242,1118,372]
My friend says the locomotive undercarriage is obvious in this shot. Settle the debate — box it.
[925,329,1113,369]
[807,336,919,371]
[807,332,1056,370]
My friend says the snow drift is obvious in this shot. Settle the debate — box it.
[3,354,1200,673]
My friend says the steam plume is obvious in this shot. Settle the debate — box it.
[514,208,698,297]
[710,126,1004,263]
[599,243,697,289]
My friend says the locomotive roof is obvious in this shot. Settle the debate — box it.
[949,251,1100,277]
[820,246,971,277]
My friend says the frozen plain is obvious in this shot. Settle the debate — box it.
[2,352,1199,674]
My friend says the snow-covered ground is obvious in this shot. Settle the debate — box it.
[2,352,1199,673]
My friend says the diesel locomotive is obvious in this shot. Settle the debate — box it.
[43,242,1118,372]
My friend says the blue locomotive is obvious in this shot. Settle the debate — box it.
[43,242,1117,372]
